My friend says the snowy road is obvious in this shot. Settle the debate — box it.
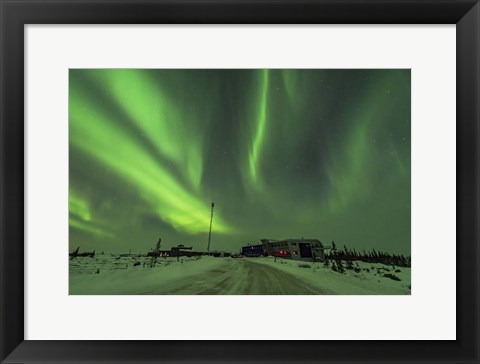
[143,259,329,295]
[70,256,410,295]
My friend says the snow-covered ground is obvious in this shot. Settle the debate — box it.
[69,255,411,295]
[249,257,410,295]
[69,255,226,295]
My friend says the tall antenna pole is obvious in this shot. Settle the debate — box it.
[207,202,215,251]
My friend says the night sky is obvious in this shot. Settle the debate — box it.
[69,69,411,255]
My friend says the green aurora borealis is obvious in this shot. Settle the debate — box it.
[69,69,411,255]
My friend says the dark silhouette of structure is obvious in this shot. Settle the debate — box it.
[207,202,214,251]
[69,246,95,258]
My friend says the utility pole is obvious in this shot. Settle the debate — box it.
[207,202,215,251]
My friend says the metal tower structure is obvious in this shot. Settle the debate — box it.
[207,202,215,251]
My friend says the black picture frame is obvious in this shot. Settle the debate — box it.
[1,1,479,363]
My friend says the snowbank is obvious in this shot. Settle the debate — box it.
[248,257,411,294]
[69,255,226,295]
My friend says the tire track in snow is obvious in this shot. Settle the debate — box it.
[146,259,328,294]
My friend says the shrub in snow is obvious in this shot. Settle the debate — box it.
[383,273,401,281]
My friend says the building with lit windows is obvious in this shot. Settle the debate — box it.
[241,238,325,261]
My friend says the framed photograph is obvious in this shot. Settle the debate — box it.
[1,0,478,363]
[67,68,412,296]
